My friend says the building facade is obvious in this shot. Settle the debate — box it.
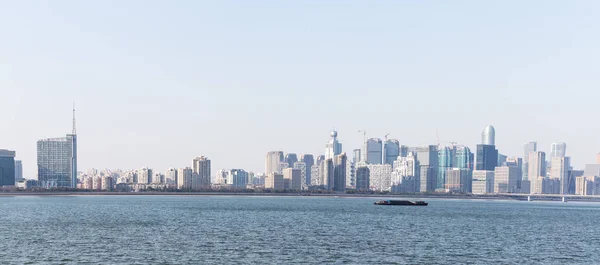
[265,151,284,175]
[0,150,16,186]
[193,156,211,187]
[37,134,77,188]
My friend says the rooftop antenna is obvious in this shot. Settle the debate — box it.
[72,102,76,135]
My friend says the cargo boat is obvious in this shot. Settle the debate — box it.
[374,200,428,206]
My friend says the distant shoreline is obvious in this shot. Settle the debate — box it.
[1,192,599,202]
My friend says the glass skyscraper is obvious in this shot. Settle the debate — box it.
[0,149,16,186]
[438,146,453,190]
[37,135,77,188]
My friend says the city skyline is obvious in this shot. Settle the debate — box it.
[1,1,599,177]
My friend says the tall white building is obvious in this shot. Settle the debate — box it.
[391,152,419,193]
[138,167,152,184]
[293,162,307,190]
[523,142,537,180]
[193,156,211,187]
[265,151,284,175]
[528,151,546,179]
[550,142,567,158]
[367,164,392,192]
[177,167,193,189]
[551,157,571,194]
[165,167,177,185]
[325,131,342,160]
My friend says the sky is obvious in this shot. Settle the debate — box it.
[1,1,599,178]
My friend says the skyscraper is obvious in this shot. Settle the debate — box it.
[325,130,342,160]
[366,138,383,164]
[228,169,248,188]
[138,167,152,184]
[355,165,370,191]
[528,151,546,179]
[550,142,567,158]
[0,150,16,186]
[265,151,284,174]
[391,152,419,193]
[37,108,77,188]
[454,146,473,170]
[523,142,537,180]
[384,139,400,165]
[438,146,453,190]
[416,145,438,192]
[332,153,347,191]
[476,145,498,171]
[352,149,361,163]
[292,161,307,190]
[482,125,495,145]
[265,172,284,190]
[177,167,193,190]
[285,153,298,168]
[551,156,571,195]
[165,167,178,185]
[283,168,302,190]
[193,156,211,187]
[14,160,22,181]
[300,154,314,187]
[368,164,393,192]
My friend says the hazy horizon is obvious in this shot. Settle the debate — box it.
[1,1,599,177]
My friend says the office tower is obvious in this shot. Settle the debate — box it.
[265,151,284,175]
[454,146,473,170]
[399,145,409,158]
[299,154,314,186]
[445,168,472,193]
[37,108,77,188]
[523,142,537,180]
[265,172,284,190]
[494,166,519,193]
[228,169,248,188]
[283,168,302,190]
[346,161,355,189]
[0,150,16,186]
[293,162,307,190]
[438,146,453,190]
[310,164,321,186]
[352,149,361,163]
[323,159,334,189]
[193,156,211,187]
[575,176,598,195]
[384,139,400,165]
[165,167,178,185]
[285,153,298,168]
[14,160,23,181]
[391,152,419,193]
[497,153,507,166]
[551,157,571,194]
[416,145,438,192]
[550,142,567,158]
[277,162,289,175]
[476,144,498,171]
[177,167,193,190]
[367,164,392,192]
[332,153,347,191]
[472,170,495,194]
[355,165,370,191]
[528,151,546,179]
[138,168,152,184]
[366,138,383,164]
[482,125,495,145]
[325,130,342,160]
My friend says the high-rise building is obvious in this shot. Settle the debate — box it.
[550,142,567,158]
[265,151,284,175]
[476,145,498,171]
[445,168,472,193]
[14,160,23,181]
[355,165,370,191]
[332,153,347,191]
[367,164,392,192]
[0,150,16,186]
[438,146,453,190]
[285,153,298,168]
[37,107,77,188]
[472,170,495,194]
[523,142,537,180]
[497,153,507,167]
[346,161,355,189]
[494,166,519,193]
[299,154,314,186]
[454,146,473,170]
[391,152,419,193]
[325,130,342,160]
[177,167,193,190]
[366,138,383,164]
[283,168,302,190]
[384,139,400,165]
[416,145,438,192]
[228,169,248,188]
[165,167,178,185]
[292,162,307,190]
[193,156,211,187]
[265,172,284,190]
[138,168,152,184]
[551,157,571,194]
[277,162,289,175]
[482,125,495,145]
[399,145,409,158]
[528,151,546,179]
[352,149,361,163]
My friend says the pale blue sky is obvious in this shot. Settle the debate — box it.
[1,1,599,178]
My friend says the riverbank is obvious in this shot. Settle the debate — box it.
[1,191,600,202]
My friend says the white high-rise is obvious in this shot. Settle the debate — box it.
[528,151,546,179]
[550,142,567,158]
[177,167,193,189]
[265,151,284,175]
[551,156,571,194]
[325,130,342,160]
